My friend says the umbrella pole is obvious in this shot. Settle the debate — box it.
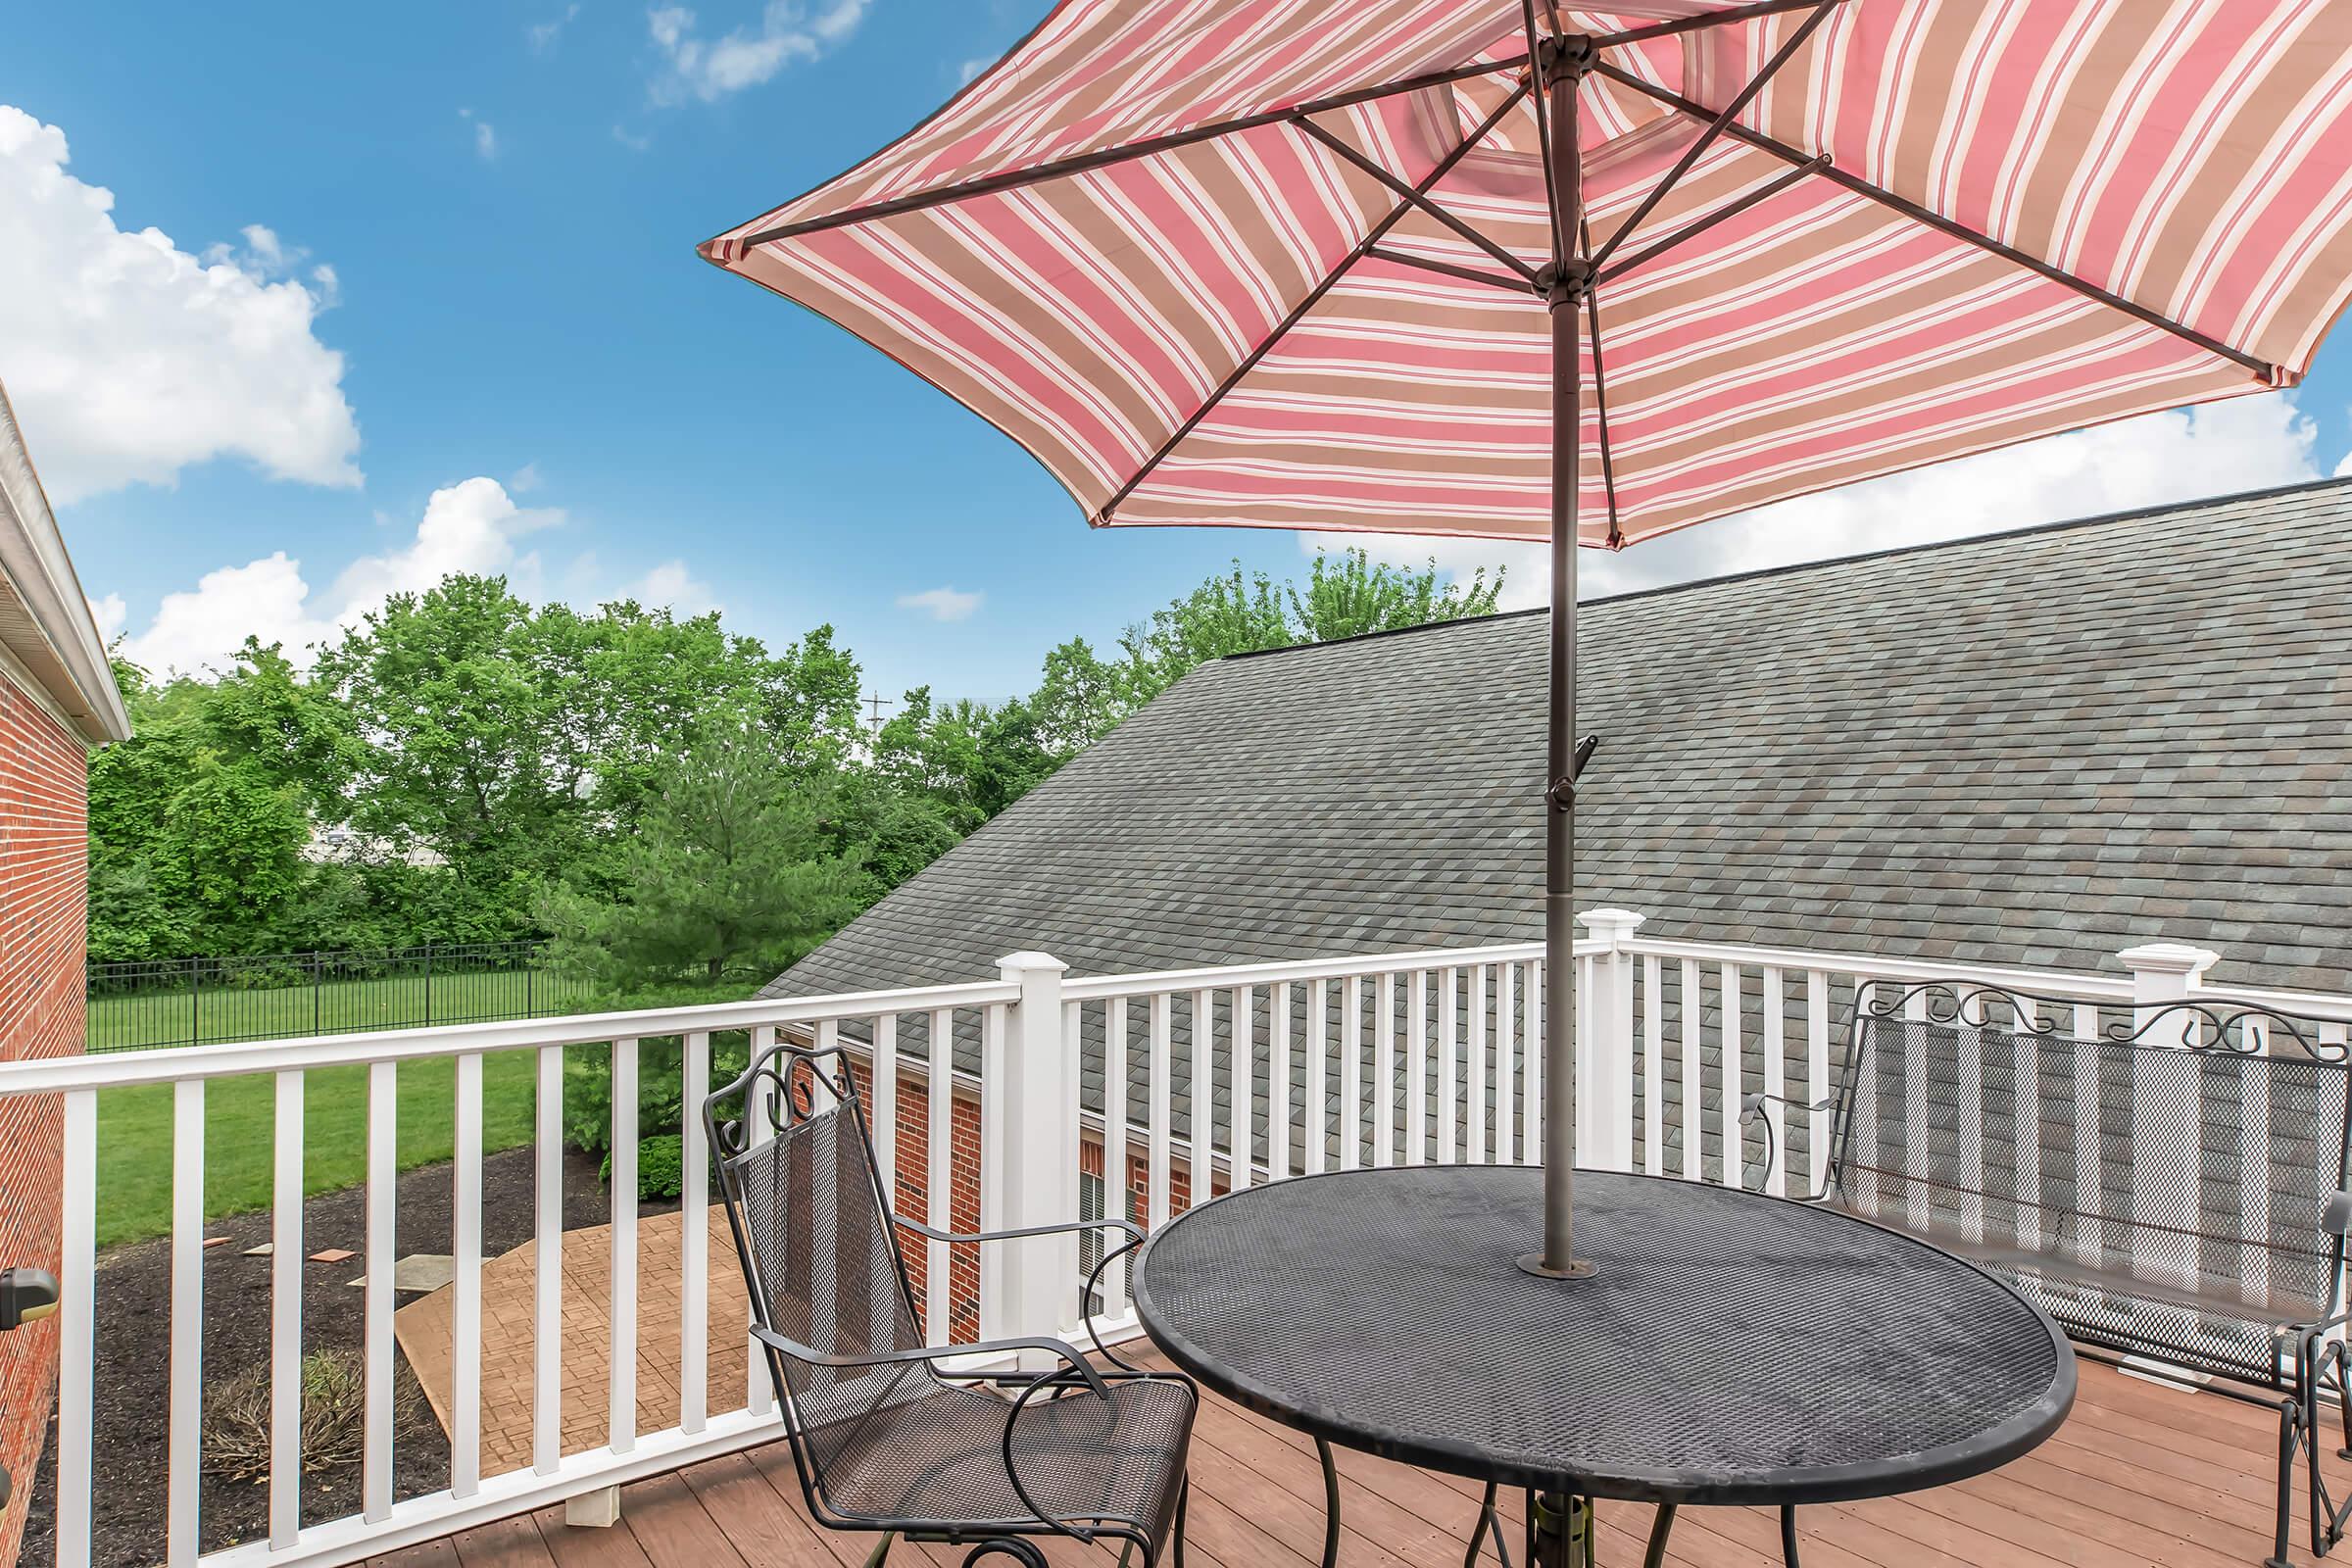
[1522,29,1594,1286]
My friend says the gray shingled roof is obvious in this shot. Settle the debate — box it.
[775,475,2352,1021]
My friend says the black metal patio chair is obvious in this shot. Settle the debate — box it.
[1747,983,2352,1568]
[708,1039,1197,1568]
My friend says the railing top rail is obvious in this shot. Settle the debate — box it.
[2,977,1023,1095]
[1058,938,1598,1002]
[1618,934,2140,1003]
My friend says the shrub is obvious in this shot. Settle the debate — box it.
[604,1132,686,1201]
[202,1349,423,1483]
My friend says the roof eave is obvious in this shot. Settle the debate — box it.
[0,379,132,746]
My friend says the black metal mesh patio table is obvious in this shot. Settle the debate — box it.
[1132,1165,2075,1566]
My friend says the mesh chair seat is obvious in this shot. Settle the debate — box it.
[816,1376,1196,1544]
[1842,1202,2314,1382]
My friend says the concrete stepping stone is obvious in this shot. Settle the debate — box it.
[392,1253,455,1294]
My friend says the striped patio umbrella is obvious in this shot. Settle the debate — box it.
[703,1,2352,1278]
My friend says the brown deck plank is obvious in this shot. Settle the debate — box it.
[363,1348,2350,1568]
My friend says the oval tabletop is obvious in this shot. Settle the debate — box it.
[1132,1166,2075,1506]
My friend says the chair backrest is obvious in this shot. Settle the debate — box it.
[1827,983,2352,1334]
[707,1042,935,1501]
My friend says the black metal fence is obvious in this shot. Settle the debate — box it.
[85,941,596,1053]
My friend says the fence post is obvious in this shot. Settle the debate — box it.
[2118,940,2219,1303]
[423,943,434,1028]
[190,961,201,1049]
[990,952,1077,1353]
[1576,909,1644,1172]
[313,951,322,1037]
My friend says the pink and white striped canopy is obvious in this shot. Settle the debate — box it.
[704,1,2352,548]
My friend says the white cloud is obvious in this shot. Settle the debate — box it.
[957,57,991,84]
[897,585,982,622]
[118,476,563,675]
[87,593,125,644]
[0,105,361,505]
[612,124,653,151]
[460,108,498,160]
[508,460,544,493]
[623,560,719,615]
[647,0,870,104]
[528,4,581,50]
[1332,392,2329,609]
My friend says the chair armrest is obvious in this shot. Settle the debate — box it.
[749,1323,1112,1400]
[1738,1093,1839,1198]
[999,1357,1196,1545]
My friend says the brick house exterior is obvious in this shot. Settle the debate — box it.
[0,381,130,1566]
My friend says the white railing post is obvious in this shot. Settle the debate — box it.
[2119,940,2219,1299]
[1576,910,1644,1171]
[994,952,1079,1347]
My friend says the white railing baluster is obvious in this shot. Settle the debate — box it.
[1642,956,1663,1175]
[364,1060,396,1522]
[1957,988,1986,1245]
[871,1013,898,1199]
[1148,995,1173,1228]
[452,1052,484,1496]
[1438,967,1458,1161]
[533,1045,564,1471]
[1468,965,1489,1163]
[1681,960,1702,1183]
[1269,985,1292,1181]
[1231,986,1255,1189]
[1761,968,1785,1196]
[681,1030,710,1437]
[1494,963,1517,1165]
[2013,999,2041,1256]
[1103,998,1131,1313]
[1191,988,1214,1203]
[1523,960,1543,1164]
[2070,1003,2101,1271]
[1374,973,1396,1167]
[610,1037,639,1453]
[1805,970,1831,1195]
[1341,976,1363,1170]
[1307,979,1329,1174]
[1406,970,1428,1165]
[270,1070,305,1545]
[56,1090,95,1568]
[925,1012,953,1346]
[168,1079,204,1568]
[979,1003,1006,1335]
[1720,963,1743,1188]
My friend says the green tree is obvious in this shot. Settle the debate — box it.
[537,729,869,989]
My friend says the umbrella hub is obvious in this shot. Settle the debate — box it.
[1534,30,1595,88]
[1535,257,1592,308]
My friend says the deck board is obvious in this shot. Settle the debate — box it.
[369,1350,2352,1568]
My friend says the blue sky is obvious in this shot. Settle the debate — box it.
[8,3,2352,707]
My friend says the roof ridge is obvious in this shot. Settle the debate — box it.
[1223,471,2352,662]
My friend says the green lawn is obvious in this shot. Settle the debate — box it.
[89,967,591,1053]
[95,1052,544,1249]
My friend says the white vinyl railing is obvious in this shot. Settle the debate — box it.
[6,915,2347,1568]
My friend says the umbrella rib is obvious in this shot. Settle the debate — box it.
[1521,0,1560,245]
[1594,62,2280,382]
[1587,0,1843,274]
[1579,218,1624,549]
[1594,155,1829,289]
[1365,247,1536,295]
[729,53,1532,250]
[1294,120,1544,284]
[1594,0,1842,51]
[1091,83,1533,526]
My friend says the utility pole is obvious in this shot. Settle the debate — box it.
[863,689,895,728]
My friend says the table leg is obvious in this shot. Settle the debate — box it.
[1316,1439,1341,1568]
[1641,1504,1676,1568]
[1463,1485,1509,1568]
[1780,1505,1801,1567]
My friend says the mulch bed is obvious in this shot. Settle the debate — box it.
[18,1149,681,1568]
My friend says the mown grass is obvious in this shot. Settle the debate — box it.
[88,968,590,1053]
[94,1052,543,1250]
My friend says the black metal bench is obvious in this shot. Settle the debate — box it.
[1751,981,2352,1568]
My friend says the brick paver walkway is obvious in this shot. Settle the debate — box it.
[394,1207,753,1473]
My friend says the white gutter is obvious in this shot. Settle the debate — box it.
[0,377,131,745]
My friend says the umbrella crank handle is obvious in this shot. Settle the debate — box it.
[1548,734,1599,810]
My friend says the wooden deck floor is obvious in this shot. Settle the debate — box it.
[370,1349,2352,1568]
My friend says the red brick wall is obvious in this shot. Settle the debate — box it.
[0,671,89,1565]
